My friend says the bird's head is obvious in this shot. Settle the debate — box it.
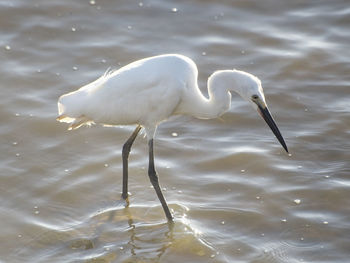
[230,70,289,153]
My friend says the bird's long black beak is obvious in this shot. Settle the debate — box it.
[257,104,288,153]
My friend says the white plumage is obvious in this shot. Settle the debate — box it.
[58,55,192,136]
[57,54,288,221]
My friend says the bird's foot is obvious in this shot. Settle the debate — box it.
[121,192,130,207]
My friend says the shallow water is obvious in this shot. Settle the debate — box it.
[1,0,349,262]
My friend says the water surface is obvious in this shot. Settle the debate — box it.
[0,0,349,262]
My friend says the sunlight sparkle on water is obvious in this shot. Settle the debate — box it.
[178,215,202,236]
[294,199,301,205]
[228,145,267,154]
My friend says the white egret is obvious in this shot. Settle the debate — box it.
[57,54,288,221]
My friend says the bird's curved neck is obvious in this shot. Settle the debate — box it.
[175,70,252,119]
[193,71,249,119]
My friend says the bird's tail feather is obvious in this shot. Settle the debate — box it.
[56,114,94,130]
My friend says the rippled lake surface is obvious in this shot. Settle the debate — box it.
[1,0,349,262]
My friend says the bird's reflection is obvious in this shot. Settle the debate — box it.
[13,201,215,262]
[121,204,174,261]
[89,198,177,261]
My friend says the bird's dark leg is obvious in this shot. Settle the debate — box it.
[122,125,142,200]
[148,139,173,221]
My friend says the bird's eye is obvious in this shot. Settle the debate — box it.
[252,95,259,100]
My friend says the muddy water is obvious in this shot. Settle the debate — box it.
[0,0,349,262]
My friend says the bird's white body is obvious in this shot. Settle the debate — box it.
[58,54,264,138]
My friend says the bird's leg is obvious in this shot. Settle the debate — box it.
[148,139,173,221]
[122,125,142,200]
